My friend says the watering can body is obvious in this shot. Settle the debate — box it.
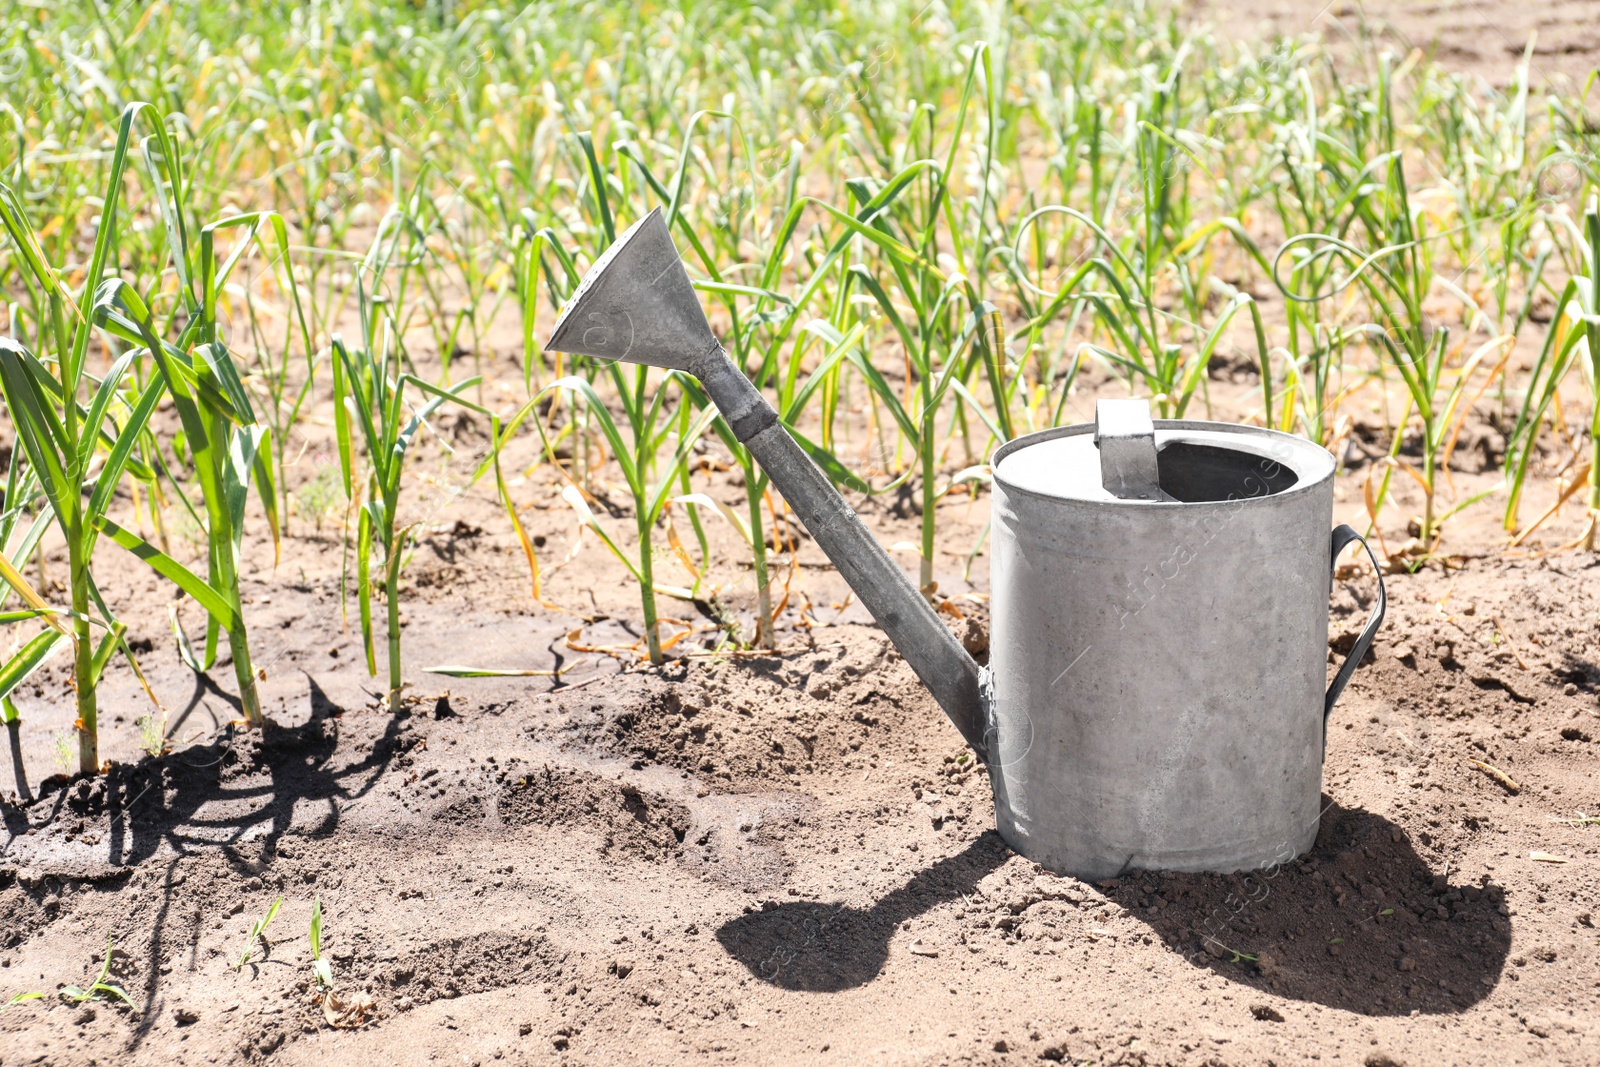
[988,421,1379,878]
[544,208,1383,881]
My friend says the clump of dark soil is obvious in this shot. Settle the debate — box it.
[497,763,692,861]
[556,639,951,793]
[381,931,563,1008]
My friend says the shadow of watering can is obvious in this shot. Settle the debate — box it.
[545,208,1385,879]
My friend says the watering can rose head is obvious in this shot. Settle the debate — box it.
[546,209,719,373]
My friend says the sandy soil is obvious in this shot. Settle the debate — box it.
[1203,0,1600,88]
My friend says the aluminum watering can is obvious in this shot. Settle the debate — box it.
[545,209,1386,879]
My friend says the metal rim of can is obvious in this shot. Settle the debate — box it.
[991,420,1335,508]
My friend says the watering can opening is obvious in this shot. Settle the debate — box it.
[998,417,1329,509]
[1155,441,1301,503]
[1080,397,1311,505]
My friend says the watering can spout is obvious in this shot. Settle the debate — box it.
[545,208,989,757]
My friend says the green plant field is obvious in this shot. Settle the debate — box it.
[0,0,1597,778]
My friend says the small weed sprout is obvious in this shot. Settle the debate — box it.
[135,713,166,759]
[50,732,74,776]
[59,938,132,1006]
[295,464,345,533]
[235,895,284,971]
[309,896,332,989]
[171,507,208,559]
[707,598,748,653]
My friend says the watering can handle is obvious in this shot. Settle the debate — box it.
[1324,524,1386,726]
[1094,398,1168,501]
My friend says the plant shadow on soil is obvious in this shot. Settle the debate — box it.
[5,681,405,1047]
[719,803,1509,1016]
